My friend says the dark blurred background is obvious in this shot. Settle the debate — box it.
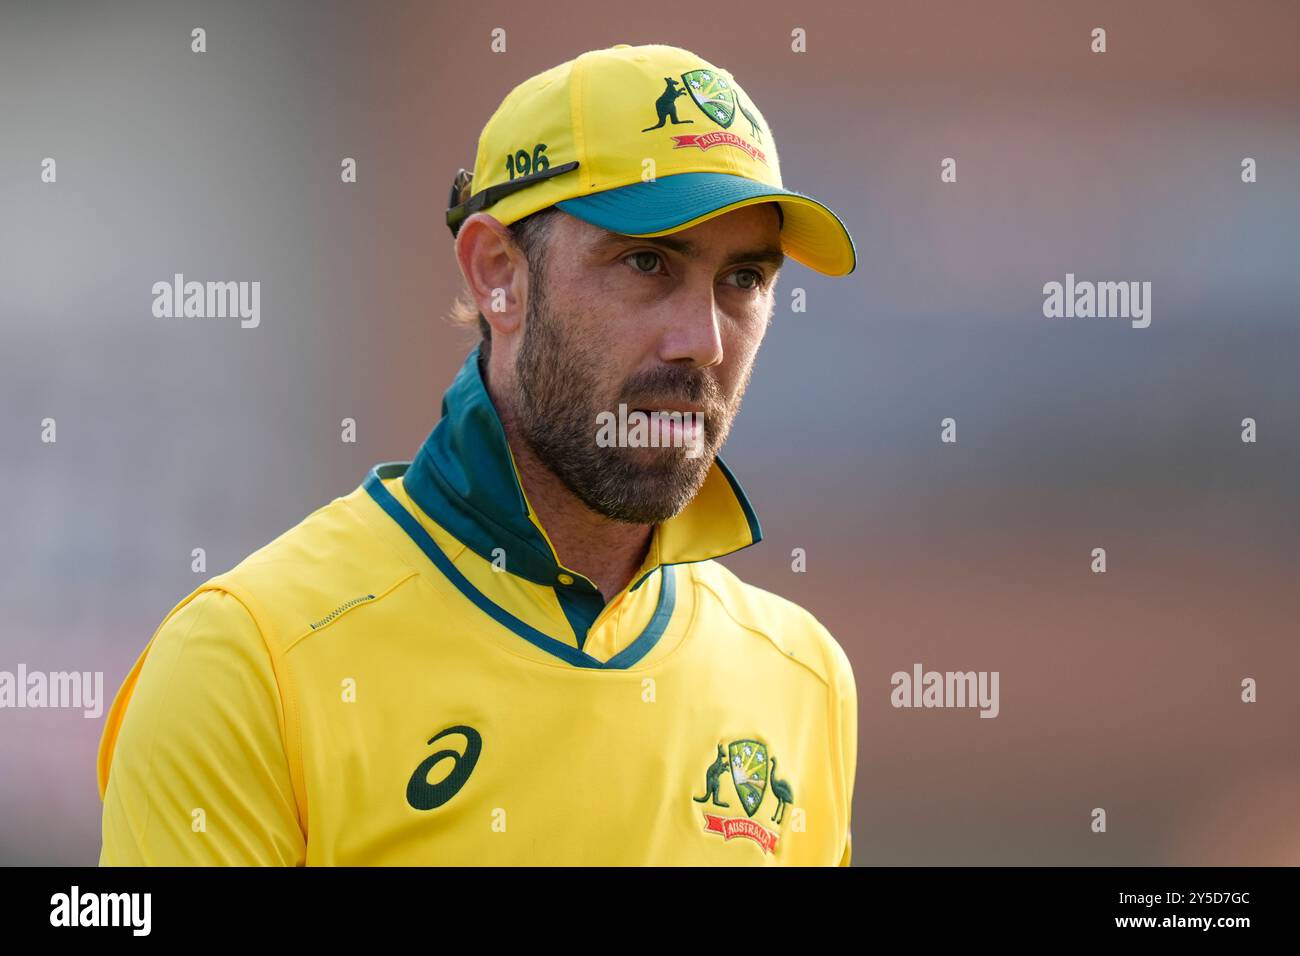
[2,0,1298,865]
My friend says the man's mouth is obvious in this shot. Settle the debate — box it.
[627,397,707,416]
[632,405,704,417]
[628,406,705,452]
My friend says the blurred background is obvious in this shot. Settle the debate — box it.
[2,0,1298,865]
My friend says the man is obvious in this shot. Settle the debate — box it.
[97,42,859,865]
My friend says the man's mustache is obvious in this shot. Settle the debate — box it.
[619,367,723,410]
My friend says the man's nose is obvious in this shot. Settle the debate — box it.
[657,285,724,368]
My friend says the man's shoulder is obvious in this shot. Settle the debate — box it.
[199,482,417,653]
[685,559,853,693]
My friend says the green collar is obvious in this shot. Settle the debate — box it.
[400,345,762,594]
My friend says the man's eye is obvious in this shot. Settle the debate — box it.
[726,268,766,291]
[625,251,665,275]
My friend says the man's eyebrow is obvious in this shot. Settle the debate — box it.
[592,230,786,270]
[725,245,786,270]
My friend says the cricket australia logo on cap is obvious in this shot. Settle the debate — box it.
[683,69,736,127]
[641,68,768,165]
[691,738,794,854]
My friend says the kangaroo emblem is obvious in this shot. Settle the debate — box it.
[695,737,793,854]
[769,757,794,823]
[642,77,695,132]
[692,743,731,807]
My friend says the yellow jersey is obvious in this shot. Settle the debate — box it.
[96,347,858,865]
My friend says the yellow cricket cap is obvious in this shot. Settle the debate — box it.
[446,43,857,277]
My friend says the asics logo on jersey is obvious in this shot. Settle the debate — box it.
[406,725,482,811]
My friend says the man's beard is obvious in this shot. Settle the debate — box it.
[512,278,746,525]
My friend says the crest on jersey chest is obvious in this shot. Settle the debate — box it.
[692,737,795,854]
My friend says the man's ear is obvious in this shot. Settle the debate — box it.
[454,212,527,337]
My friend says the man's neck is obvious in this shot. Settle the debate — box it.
[501,432,652,601]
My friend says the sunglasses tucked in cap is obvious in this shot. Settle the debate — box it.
[446,42,857,277]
